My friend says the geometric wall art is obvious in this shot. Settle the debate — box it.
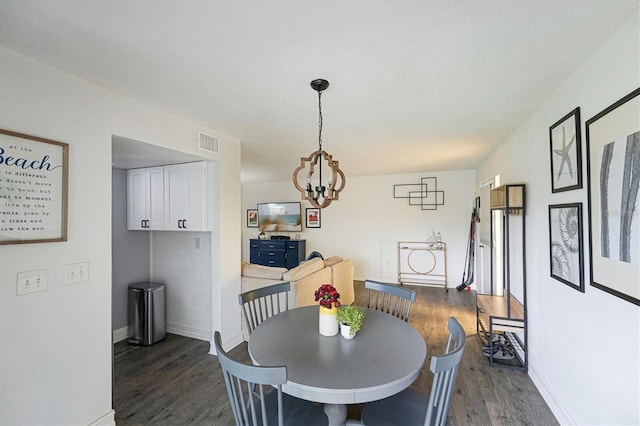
[394,176,445,211]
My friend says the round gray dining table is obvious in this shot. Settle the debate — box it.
[248,306,427,426]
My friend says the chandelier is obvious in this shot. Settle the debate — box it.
[293,79,346,209]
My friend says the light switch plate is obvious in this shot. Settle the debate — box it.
[17,269,48,295]
[64,262,89,285]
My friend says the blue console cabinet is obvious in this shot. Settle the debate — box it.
[249,239,306,269]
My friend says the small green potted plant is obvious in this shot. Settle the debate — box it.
[337,305,364,338]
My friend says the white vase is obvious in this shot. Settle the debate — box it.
[340,323,355,339]
[319,305,339,336]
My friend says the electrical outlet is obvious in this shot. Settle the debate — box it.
[17,269,48,295]
[64,262,89,285]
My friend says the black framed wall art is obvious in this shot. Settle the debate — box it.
[306,208,320,228]
[0,129,68,245]
[585,87,640,306]
[549,107,582,192]
[548,203,584,292]
[247,209,258,228]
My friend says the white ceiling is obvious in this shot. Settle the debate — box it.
[0,1,637,182]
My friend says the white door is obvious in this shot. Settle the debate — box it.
[477,176,503,296]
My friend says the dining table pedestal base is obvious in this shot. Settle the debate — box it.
[324,403,347,426]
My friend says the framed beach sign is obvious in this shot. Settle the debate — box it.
[549,107,582,193]
[0,129,68,245]
[585,88,640,306]
[548,203,584,292]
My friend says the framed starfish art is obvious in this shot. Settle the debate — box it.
[549,107,582,193]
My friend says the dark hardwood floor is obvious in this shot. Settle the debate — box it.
[113,281,558,425]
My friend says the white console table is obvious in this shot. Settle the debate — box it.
[397,241,448,290]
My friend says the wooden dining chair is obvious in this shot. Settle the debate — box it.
[213,331,328,426]
[365,279,416,322]
[238,282,291,336]
[360,317,467,426]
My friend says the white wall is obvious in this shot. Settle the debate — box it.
[111,168,150,333]
[243,169,475,286]
[0,47,241,425]
[152,231,212,341]
[476,14,639,425]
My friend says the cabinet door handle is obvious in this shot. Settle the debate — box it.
[177,220,182,229]
[141,220,145,228]
[182,219,187,229]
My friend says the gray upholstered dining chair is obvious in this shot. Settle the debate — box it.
[365,279,416,322]
[360,317,467,426]
[238,282,290,336]
[213,331,328,426]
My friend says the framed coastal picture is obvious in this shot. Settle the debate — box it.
[0,129,68,245]
[548,203,584,292]
[585,87,640,306]
[549,107,582,193]
[306,208,320,228]
[246,209,258,228]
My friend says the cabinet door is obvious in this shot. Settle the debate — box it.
[164,162,206,231]
[147,167,165,229]
[127,166,164,230]
[127,168,147,230]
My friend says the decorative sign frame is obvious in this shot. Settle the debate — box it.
[0,129,68,245]
[585,87,640,306]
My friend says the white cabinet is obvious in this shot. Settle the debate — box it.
[127,162,206,232]
[127,166,165,230]
[163,162,206,231]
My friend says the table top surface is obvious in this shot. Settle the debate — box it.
[248,305,427,404]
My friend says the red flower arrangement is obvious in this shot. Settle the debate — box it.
[314,284,341,309]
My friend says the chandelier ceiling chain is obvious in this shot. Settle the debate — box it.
[317,89,323,151]
[292,79,346,209]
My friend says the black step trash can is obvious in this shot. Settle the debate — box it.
[128,282,166,345]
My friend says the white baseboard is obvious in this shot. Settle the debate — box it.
[114,324,210,343]
[209,332,244,355]
[529,362,574,425]
[166,323,211,342]
[113,326,130,343]
[89,409,115,426]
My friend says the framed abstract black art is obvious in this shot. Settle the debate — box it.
[585,88,640,306]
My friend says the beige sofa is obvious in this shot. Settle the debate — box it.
[240,256,355,340]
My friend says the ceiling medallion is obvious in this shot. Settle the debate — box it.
[293,79,346,209]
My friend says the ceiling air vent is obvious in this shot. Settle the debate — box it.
[198,132,220,153]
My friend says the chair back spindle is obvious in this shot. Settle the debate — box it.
[238,282,291,335]
[424,317,467,426]
[214,331,287,426]
[365,279,416,322]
